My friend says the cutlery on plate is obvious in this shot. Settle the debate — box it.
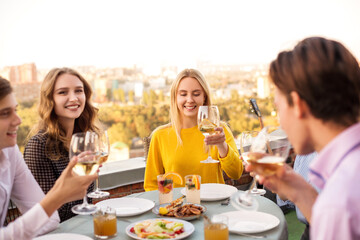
[221,198,230,205]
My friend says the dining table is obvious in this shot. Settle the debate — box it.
[44,187,288,240]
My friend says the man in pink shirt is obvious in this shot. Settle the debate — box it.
[248,37,360,239]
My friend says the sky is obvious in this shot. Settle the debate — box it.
[0,0,360,71]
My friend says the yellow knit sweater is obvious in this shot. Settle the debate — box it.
[144,124,243,191]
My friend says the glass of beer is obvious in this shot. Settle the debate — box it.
[204,214,229,240]
[185,175,201,204]
[93,206,117,239]
[157,174,173,204]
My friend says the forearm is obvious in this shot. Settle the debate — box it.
[217,142,229,158]
[40,187,66,217]
[288,181,318,223]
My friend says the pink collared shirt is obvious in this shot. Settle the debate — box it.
[309,123,360,240]
[0,145,59,240]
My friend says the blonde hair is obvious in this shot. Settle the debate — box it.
[29,67,101,160]
[152,69,212,145]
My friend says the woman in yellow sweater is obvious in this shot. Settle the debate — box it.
[144,69,243,191]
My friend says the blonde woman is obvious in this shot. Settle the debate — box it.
[144,69,243,191]
[24,67,100,222]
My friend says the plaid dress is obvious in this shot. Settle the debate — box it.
[24,132,93,222]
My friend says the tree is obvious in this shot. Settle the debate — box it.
[128,90,134,103]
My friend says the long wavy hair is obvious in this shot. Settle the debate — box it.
[29,67,101,160]
[152,69,212,145]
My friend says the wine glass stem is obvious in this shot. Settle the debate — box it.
[252,179,258,192]
[95,178,100,192]
[82,195,89,207]
[208,145,212,158]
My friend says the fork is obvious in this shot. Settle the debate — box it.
[221,198,230,205]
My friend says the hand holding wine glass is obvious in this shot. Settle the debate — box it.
[231,126,290,211]
[240,131,266,195]
[88,130,110,199]
[248,126,290,177]
[70,131,100,215]
[198,105,220,163]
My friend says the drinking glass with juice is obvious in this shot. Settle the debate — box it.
[204,214,229,240]
[93,207,117,239]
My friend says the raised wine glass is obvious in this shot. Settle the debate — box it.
[231,126,290,211]
[240,131,266,196]
[198,105,220,163]
[70,131,100,215]
[88,130,110,198]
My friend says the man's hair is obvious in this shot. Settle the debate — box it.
[0,76,13,101]
[269,37,360,126]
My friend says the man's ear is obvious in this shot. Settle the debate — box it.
[290,91,309,119]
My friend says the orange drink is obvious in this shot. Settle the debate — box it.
[93,207,117,239]
[204,215,229,240]
[185,175,201,204]
[204,223,228,240]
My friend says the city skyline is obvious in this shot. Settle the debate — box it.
[1,0,360,74]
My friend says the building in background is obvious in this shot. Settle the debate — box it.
[257,76,270,99]
[0,63,40,102]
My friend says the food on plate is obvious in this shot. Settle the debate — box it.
[159,207,169,215]
[130,219,185,239]
[161,203,204,218]
[165,196,185,210]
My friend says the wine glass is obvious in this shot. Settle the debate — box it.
[70,131,100,215]
[88,130,110,198]
[231,126,290,211]
[240,131,266,196]
[198,106,220,163]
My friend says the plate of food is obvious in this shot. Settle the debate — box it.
[153,203,206,221]
[126,218,194,240]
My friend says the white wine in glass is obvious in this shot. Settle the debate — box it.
[240,131,266,196]
[248,126,290,176]
[231,126,290,211]
[88,130,110,199]
[198,106,220,163]
[70,131,100,215]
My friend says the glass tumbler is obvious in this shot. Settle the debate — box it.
[185,175,201,204]
[93,206,117,239]
[204,214,229,240]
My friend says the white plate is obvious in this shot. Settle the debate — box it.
[95,197,155,217]
[125,218,195,240]
[220,211,280,234]
[34,233,92,240]
[181,183,238,201]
